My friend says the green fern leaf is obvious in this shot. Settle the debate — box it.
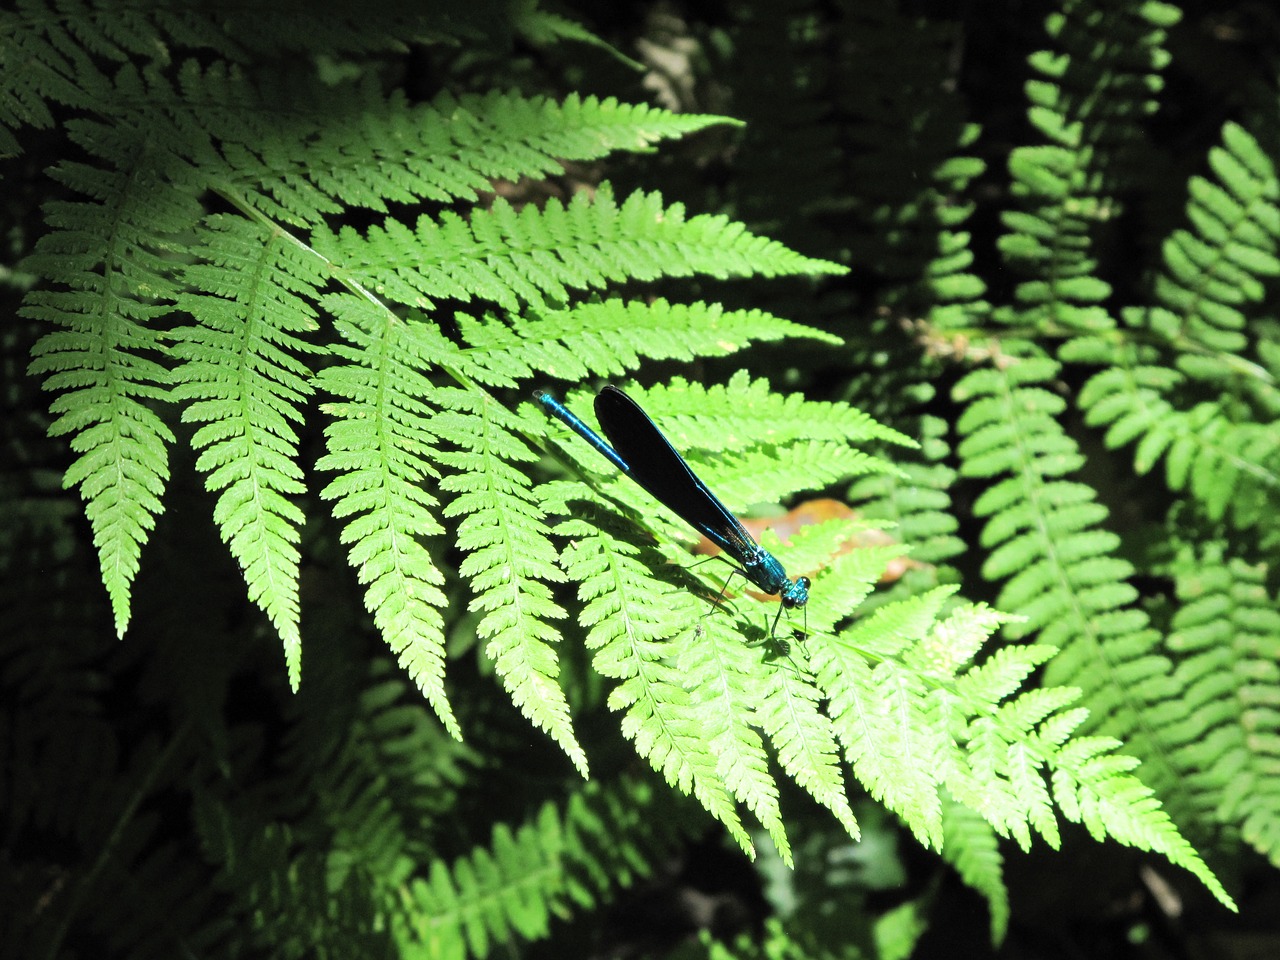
[1160,541,1280,865]
[172,216,323,684]
[315,298,458,737]
[1050,735,1231,906]
[757,662,860,841]
[23,130,195,636]
[455,298,841,388]
[313,182,845,314]
[549,491,753,852]
[1150,122,1280,364]
[940,794,1009,943]
[228,88,737,226]
[847,415,966,611]
[1069,337,1280,528]
[437,388,583,770]
[679,614,791,863]
[406,777,687,957]
[998,2,1180,336]
[953,359,1241,907]
[815,588,955,850]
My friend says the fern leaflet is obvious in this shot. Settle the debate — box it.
[438,386,583,770]
[172,215,323,684]
[312,182,844,314]
[455,298,841,387]
[23,117,195,635]
[315,298,458,737]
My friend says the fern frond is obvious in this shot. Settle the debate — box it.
[954,359,1176,728]
[1148,122,1280,371]
[315,298,457,737]
[1158,540,1280,865]
[407,776,688,958]
[998,1,1178,334]
[455,298,841,388]
[0,1,162,155]
[313,182,846,313]
[282,658,479,853]
[171,215,323,684]
[1064,121,1280,530]
[949,357,1246,904]
[208,82,735,226]
[939,794,1009,943]
[436,387,583,770]
[22,121,196,635]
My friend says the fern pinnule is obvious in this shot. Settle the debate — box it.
[640,373,915,450]
[172,216,323,685]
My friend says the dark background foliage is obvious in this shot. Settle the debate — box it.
[4,0,1280,958]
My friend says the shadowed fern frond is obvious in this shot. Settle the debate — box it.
[1155,539,1280,864]
[997,0,1179,334]
[1068,120,1280,531]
